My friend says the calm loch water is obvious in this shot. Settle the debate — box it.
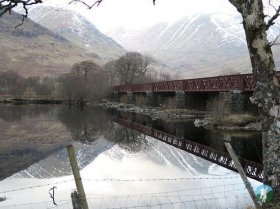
[0,105,262,209]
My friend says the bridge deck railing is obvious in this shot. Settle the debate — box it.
[114,72,280,93]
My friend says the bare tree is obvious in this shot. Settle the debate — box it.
[225,0,280,205]
[0,71,23,95]
[71,60,102,82]
[34,77,54,97]
[104,61,118,87]
[58,60,108,102]
[9,77,27,98]
[160,73,171,81]
[113,52,153,84]
[26,76,40,92]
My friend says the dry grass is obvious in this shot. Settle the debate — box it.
[119,95,128,103]
[166,97,177,109]
[135,95,146,107]
[219,114,259,127]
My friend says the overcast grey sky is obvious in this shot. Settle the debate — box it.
[42,0,238,32]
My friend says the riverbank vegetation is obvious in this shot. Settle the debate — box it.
[0,52,160,104]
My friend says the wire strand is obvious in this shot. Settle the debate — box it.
[0,179,74,194]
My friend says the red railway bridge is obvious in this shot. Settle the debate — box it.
[114,74,256,93]
[112,73,280,113]
[113,116,263,182]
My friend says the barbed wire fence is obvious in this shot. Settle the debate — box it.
[0,176,258,209]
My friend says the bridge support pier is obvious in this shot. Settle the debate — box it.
[175,123,185,139]
[229,90,247,114]
[127,91,134,104]
[176,91,186,109]
[112,92,119,102]
[145,91,156,107]
[145,117,153,127]
[128,112,136,122]
[218,91,247,114]
[174,123,185,148]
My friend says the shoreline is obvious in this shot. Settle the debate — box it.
[0,100,262,131]
[98,101,262,131]
[0,98,64,105]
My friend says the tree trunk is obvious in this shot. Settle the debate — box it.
[243,3,280,196]
[229,0,280,205]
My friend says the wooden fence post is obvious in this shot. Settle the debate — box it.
[67,145,89,209]
[71,191,83,209]
[224,135,261,209]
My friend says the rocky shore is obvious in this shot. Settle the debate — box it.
[98,101,261,131]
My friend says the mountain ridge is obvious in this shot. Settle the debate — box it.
[27,6,126,62]
[108,13,280,78]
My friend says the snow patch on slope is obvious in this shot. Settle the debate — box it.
[210,13,246,46]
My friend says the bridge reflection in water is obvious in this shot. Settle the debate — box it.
[113,116,263,182]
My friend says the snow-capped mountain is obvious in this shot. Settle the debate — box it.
[107,135,212,175]
[15,134,214,179]
[15,138,115,178]
[108,13,280,78]
[27,6,126,62]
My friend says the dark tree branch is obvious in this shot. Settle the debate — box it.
[1,0,155,20]
[269,33,280,46]
[69,0,103,9]
[68,0,92,9]
[90,0,102,8]
[15,4,26,28]
[69,0,155,9]
[0,2,17,16]
[269,0,278,11]
[266,4,280,30]
[0,0,42,27]
[0,0,42,17]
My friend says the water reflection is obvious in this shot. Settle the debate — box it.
[110,125,150,153]
[0,106,154,180]
[0,139,258,209]
[115,110,262,164]
[57,107,150,153]
[0,105,262,178]
[0,105,71,181]
[57,107,112,143]
[0,105,262,209]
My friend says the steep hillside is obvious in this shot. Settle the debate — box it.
[108,13,280,78]
[15,136,212,179]
[28,6,126,62]
[0,12,101,77]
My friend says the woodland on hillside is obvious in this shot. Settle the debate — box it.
[0,52,157,101]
